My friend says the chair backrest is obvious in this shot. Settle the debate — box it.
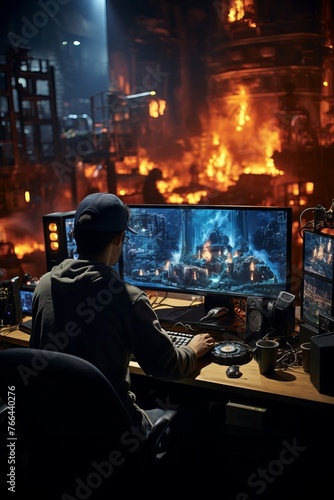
[0,348,144,498]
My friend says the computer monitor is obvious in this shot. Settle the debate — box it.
[301,229,334,327]
[20,284,35,316]
[123,204,293,324]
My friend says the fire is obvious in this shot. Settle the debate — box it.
[312,241,333,266]
[227,0,256,28]
[236,90,250,131]
[250,260,255,281]
[201,241,212,262]
[318,244,324,261]
[148,99,166,118]
[138,157,156,176]
[14,242,44,259]
[228,1,245,22]
[203,86,282,191]
[78,84,285,205]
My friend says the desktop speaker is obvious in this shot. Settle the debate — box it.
[310,333,334,397]
[245,291,295,340]
[245,297,272,340]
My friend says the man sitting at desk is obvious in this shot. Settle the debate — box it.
[29,192,215,436]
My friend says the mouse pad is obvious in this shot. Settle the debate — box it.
[155,304,233,332]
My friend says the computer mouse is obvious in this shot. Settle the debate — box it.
[226,365,242,378]
[207,307,228,318]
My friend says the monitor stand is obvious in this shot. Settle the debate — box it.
[155,295,236,332]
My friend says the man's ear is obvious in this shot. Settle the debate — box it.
[113,231,124,246]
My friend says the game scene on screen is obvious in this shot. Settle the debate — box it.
[19,288,34,316]
[303,230,334,281]
[123,206,291,299]
[302,273,333,326]
[65,218,78,259]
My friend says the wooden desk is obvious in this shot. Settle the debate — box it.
[3,322,333,409]
[130,357,334,408]
[0,326,30,347]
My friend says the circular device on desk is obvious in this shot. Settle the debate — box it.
[210,341,253,366]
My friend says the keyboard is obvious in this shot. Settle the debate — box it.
[131,330,194,362]
[165,330,194,347]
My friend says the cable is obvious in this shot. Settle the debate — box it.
[299,201,334,239]
[276,344,301,369]
[170,321,197,332]
[148,291,159,306]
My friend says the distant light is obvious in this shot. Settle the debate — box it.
[305,182,314,194]
[73,40,81,46]
[62,41,68,46]
[24,191,30,203]
[323,81,329,87]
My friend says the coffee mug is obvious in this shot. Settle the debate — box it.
[300,342,311,373]
[254,339,279,375]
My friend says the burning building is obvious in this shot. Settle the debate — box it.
[103,0,333,209]
[0,0,333,280]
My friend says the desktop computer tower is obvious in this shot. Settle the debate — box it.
[310,333,334,397]
[0,276,22,326]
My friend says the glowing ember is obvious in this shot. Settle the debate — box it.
[250,260,255,281]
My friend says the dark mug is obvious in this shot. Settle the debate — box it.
[300,342,311,373]
[254,339,279,375]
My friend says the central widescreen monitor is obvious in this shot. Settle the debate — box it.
[123,204,292,325]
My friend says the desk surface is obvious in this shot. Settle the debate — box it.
[0,326,30,347]
[1,324,334,409]
[1,301,334,409]
[130,358,334,407]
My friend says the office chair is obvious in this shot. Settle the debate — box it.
[0,348,178,499]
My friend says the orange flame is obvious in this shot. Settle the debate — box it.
[201,241,212,262]
[250,260,255,281]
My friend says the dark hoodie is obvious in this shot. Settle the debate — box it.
[30,259,197,429]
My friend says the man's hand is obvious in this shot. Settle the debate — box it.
[188,333,215,358]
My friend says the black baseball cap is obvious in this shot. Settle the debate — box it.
[74,193,137,233]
